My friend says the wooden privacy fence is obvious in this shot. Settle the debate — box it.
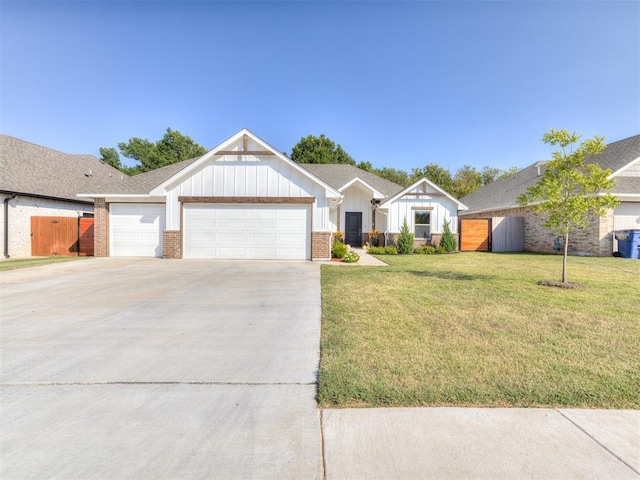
[31,216,94,257]
[460,218,491,251]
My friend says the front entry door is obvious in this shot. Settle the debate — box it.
[345,212,362,247]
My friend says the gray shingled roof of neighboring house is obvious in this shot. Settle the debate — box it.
[86,157,200,195]
[586,134,640,173]
[300,163,405,198]
[461,134,640,214]
[0,135,126,203]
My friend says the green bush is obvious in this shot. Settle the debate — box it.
[397,217,414,254]
[343,251,360,263]
[435,245,447,254]
[332,240,347,258]
[414,245,436,254]
[384,246,398,255]
[440,220,457,252]
[367,246,386,255]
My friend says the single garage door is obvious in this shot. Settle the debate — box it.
[110,204,165,257]
[183,204,310,259]
[613,202,640,252]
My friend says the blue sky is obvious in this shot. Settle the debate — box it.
[2,1,638,173]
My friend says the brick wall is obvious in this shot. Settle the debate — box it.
[312,231,331,259]
[460,207,614,257]
[94,198,109,257]
[163,230,181,258]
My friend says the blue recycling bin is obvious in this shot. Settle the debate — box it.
[614,230,640,259]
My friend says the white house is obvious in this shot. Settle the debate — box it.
[79,129,467,260]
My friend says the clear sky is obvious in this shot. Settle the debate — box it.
[1,0,638,173]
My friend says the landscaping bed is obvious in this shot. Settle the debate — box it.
[318,253,640,409]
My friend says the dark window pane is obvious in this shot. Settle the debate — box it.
[414,211,430,225]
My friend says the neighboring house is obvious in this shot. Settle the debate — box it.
[0,135,125,258]
[79,129,467,260]
[459,134,640,256]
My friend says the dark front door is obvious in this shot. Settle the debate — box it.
[345,212,362,246]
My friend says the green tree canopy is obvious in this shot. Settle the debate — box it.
[411,163,454,192]
[517,129,619,284]
[101,128,207,174]
[290,134,355,165]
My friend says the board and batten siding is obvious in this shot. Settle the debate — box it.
[164,155,331,231]
[340,183,374,233]
[387,198,459,234]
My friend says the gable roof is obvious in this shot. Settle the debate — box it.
[299,163,405,198]
[461,134,640,214]
[380,177,468,210]
[81,129,341,198]
[0,134,126,203]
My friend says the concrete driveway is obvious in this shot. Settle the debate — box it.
[1,258,322,479]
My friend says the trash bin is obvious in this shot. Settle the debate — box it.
[614,230,640,259]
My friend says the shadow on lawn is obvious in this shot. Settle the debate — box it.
[408,270,495,281]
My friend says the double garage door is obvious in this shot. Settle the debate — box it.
[110,203,310,259]
[183,204,310,260]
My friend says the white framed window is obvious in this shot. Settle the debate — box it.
[414,210,431,239]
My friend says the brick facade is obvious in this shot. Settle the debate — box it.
[312,231,331,259]
[460,207,614,257]
[93,198,109,257]
[163,230,181,259]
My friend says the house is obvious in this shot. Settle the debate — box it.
[79,129,467,260]
[0,135,125,258]
[459,134,640,256]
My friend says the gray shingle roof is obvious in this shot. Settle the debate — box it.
[86,157,200,195]
[0,135,126,203]
[461,134,640,214]
[299,163,405,197]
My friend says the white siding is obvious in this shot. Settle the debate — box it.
[387,198,459,234]
[165,155,330,231]
[340,183,373,233]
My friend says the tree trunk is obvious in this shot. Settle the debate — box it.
[562,232,569,283]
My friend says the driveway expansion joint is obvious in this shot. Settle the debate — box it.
[556,409,640,476]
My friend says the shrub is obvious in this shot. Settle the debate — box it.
[440,220,457,252]
[397,217,414,254]
[332,240,347,258]
[368,246,386,255]
[414,245,436,254]
[343,251,360,263]
[384,246,398,255]
[435,245,447,254]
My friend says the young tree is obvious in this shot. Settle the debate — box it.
[101,128,207,174]
[517,129,619,284]
[397,217,414,254]
[290,134,355,165]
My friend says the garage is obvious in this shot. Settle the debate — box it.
[110,204,165,257]
[183,203,310,259]
[613,202,640,252]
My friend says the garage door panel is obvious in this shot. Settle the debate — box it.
[184,204,310,259]
[110,204,165,258]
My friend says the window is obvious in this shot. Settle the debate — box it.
[414,210,431,239]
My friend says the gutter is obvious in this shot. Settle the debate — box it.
[4,194,16,258]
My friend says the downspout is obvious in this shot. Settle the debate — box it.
[4,194,16,258]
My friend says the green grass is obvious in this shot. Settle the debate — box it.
[318,253,640,409]
[0,256,91,271]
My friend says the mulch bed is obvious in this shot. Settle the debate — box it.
[537,280,586,289]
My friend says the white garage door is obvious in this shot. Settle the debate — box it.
[183,204,310,259]
[613,202,640,252]
[110,204,165,257]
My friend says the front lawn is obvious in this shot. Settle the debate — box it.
[318,253,640,409]
[0,256,90,271]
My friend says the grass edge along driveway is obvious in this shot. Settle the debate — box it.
[318,253,640,409]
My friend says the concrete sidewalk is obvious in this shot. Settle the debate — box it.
[322,407,640,479]
[320,247,389,267]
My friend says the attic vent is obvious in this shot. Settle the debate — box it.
[85,169,93,177]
